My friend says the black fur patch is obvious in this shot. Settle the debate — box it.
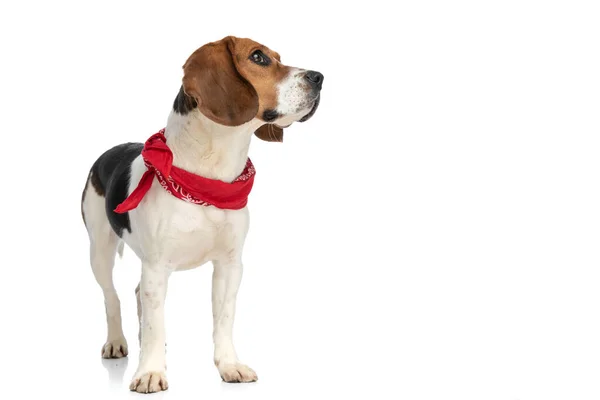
[89,142,143,237]
[173,85,197,115]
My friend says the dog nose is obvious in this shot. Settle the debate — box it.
[305,70,324,90]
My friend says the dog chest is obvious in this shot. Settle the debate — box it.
[129,191,249,270]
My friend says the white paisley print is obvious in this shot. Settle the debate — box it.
[145,159,255,207]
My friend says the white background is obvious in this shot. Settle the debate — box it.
[1,1,599,399]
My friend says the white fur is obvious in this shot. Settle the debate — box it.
[84,109,266,393]
[83,66,318,393]
[83,179,129,359]
[124,110,262,390]
[275,68,315,126]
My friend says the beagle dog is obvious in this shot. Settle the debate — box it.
[80,36,323,393]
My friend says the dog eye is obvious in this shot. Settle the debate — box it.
[250,50,270,66]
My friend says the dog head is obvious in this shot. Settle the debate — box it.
[178,36,323,142]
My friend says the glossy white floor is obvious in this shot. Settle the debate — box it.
[8,237,600,400]
[8,246,404,400]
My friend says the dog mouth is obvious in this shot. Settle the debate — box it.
[299,94,320,123]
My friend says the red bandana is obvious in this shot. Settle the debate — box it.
[114,129,255,214]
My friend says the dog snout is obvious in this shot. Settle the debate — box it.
[304,70,324,90]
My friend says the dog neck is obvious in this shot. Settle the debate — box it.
[164,108,262,183]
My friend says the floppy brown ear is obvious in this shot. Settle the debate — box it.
[182,36,259,126]
[255,124,284,142]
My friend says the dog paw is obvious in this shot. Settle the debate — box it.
[101,338,128,359]
[219,363,258,383]
[129,371,169,393]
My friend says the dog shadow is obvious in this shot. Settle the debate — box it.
[101,356,129,388]
[101,357,168,398]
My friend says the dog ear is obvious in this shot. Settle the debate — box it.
[255,124,284,142]
[182,36,259,126]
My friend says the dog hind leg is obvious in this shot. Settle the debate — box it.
[82,175,129,359]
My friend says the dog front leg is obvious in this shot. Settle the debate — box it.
[212,260,257,382]
[130,263,171,393]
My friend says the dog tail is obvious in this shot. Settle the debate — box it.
[117,241,125,259]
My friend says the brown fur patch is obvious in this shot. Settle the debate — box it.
[81,172,90,225]
[90,171,105,196]
[181,36,293,140]
[82,171,105,226]
[254,124,284,142]
[182,37,259,126]
[229,40,289,118]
